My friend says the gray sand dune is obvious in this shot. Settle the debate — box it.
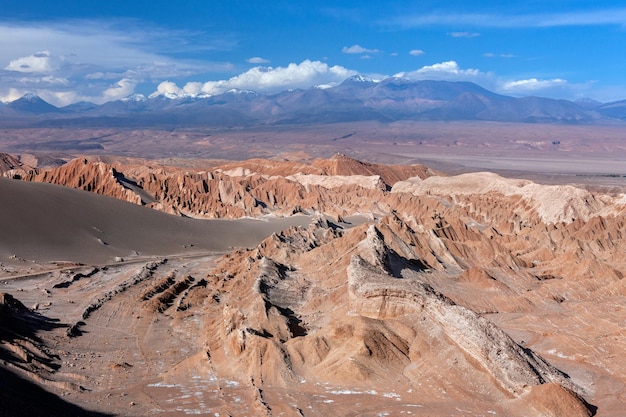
[0,178,310,264]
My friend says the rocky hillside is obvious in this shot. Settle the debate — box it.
[17,154,438,218]
[0,152,34,177]
[3,153,626,414]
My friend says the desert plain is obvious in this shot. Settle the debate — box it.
[2,121,626,416]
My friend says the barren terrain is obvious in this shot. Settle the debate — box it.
[1,122,626,416]
[3,121,626,179]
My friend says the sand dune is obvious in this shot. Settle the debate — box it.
[0,178,310,264]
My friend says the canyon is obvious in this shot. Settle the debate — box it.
[1,147,625,416]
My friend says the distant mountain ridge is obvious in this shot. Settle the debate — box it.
[1,76,625,128]
[5,93,61,114]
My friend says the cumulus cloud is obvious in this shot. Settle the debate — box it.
[409,49,425,56]
[342,44,381,54]
[247,57,270,64]
[501,78,568,93]
[0,20,232,105]
[152,80,183,97]
[499,77,610,100]
[102,78,138,100]
[5,50,60,73]
[393,61,578,98]
[395,61,482,81]
[151,60,357,98]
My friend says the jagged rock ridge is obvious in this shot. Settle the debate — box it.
[3,154,626,414]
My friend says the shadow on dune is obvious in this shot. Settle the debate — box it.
[0,367,112,417]
[0,293,111,416]
[0,177,311,264]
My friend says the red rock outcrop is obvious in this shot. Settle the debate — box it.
[19,155,441,218]
[0,152,34,178]
[180,212,596,415]
[11,154,626,414]
[21,157,142,205]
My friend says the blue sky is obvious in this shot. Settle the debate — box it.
[1,1,625,106]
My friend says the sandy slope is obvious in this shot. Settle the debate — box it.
[0,178,310,264]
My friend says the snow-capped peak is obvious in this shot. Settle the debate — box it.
[343,74,375,83]
[121,93,147,102]
[20,93,41,101]
[224,88,258,95]
[149,91,212,100]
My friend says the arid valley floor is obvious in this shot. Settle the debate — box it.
[2,121,626,416]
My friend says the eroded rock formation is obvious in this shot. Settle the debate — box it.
[5,154,626,414]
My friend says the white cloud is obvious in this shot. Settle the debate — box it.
[409,49,424,56]
[181,82,204,96]
[102,78,137,101]
[495,77,611,101]
[0,20,233,105]
[154,80,182,95]
[0,88,28,103]
[448,32,480,38]
[5,50,59,73]
[501,78,568,94]
[395,61,482,81]
[0,76,140,107]
[394,61,581,99]
[0,20,234,72]
[151,60,357,98]
[342,44,381,54]
[2,24,173,75]
[85,72,124,80]
[15,75,69,86]
[247,57,270,64]
[37,90,80,107]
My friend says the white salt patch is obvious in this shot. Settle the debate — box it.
[547,349,573,359]
[329,389,361,395]
[147,382,180,388]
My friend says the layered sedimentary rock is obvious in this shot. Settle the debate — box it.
[16,154,438,218]
[0,152,34,178]
[184,215,595,416]
[6,154,626,414]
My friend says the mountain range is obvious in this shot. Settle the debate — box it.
[2,76,626,128]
